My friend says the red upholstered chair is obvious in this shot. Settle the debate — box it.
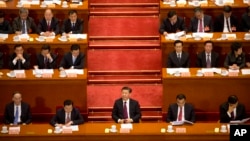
[54,47,65,68]
[0,45,10,69]
[26,47,37,69]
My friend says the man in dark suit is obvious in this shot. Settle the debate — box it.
[3,91,32,125]
[112,86,141,123]
[166,94,195,123]
[214,5,238,32]
[159,10,186,35]
[196,40,219,68]
[38,8,60,36]
[0,10,12,34]
[240,6,250,32]
[220,95,247,123]
[61,10,83,36]
[50,99,84,127]
[167,40,189,68]
[59,44,84,69]
[189,7,213,32]
[12,8,37,34]
[35,44,57,69]
[9,44,30,70]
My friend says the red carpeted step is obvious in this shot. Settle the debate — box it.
[87,84,163,107]
[89,40,160,49]
[87,49,162,71]
[89,16,159,37]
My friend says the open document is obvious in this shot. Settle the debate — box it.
[230,118,250,124]
[171,120,194,126]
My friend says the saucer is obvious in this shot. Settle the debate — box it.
[196,73,203,77]
[244,37,250,40]
[167,129,174,133]
[35,74,42,78]
[62,5,68,8]
[109,129,117,133]
[59,74,66,78]
[7,73,15,78]
[58,38,67,42]
[16,5,22,8]
[13,39,20,42]
[194,37,201,40]
[35,38,45,42]
[169,4,176,7]
[54,130,61,134]
[174,73,181,77]
[220,129,227,133]
[1,130,8,134]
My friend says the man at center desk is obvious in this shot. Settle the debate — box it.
[12,8,37,34]
[167,40,189,68]
[34,44,57,69]
[112,86,141,123]
[50,100,84,127]
[37,8,60,36]
[61,10,84,36]
[59,44,84,70]
[189,7,213,32]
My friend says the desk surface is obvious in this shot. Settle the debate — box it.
[0,0,88,10]
[0,123,229,141]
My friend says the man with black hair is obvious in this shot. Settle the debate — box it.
[189,7,213,32]
[112,86,141,123]
[59,44,84,70]
[159,10,186,35]
[167,40,190,68]
[50,99,84,127]
[61,10,83,36]
[9,44,30,70]
[35,44,57,69]
[224,42,246,69]
[214,5,238,32]
[220,95,247,123]
[166,94,195,123]
[0,10,12,33]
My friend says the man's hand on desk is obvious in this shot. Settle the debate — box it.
[124,118,133,123]
[246,62,250,67]
[231,26,236,32]
[55,123,63,127]
[163,32,168,36]
[204,26,210,32]
[229,64,239,70]
[15,31,22,35]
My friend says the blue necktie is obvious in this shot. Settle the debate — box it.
[14,106,19,125]
[22,20,26,34]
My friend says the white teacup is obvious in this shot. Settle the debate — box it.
[111,125,116,131]
[218,0,223,5]
[245,34,250,39]
[170,1,176,6]
[13,36,19,41]
[55,126,60,132]
[2,126,7,132]
[167,125,173,131]
[193,1,200,6]
[62,1,67,6]
[17,1,22,6]
[10,71,15,76]
[221,34,227,40]
[60,70,66,76]
[41,1,46,6]
[61,36,67,40]
[221,125,227,131]
[38,36,45,41]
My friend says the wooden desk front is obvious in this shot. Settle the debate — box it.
[0,123,229,141]
[0,69,87,121]
[161,32,250,67]
[1,0,89,33]
[162,68,250,120]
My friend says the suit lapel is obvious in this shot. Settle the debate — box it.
[10,103,15,119]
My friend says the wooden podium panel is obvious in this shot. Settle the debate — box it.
[0,69,87,122]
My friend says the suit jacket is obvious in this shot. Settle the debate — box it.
[12,16,38,33]
[196,51,219,67]
[241,13,250,32]
[159,16,187,34]
[167,51,190,68]
[220,102,247,123]
[37,17,60,35]
[3,102,32,124]
[189,14,213,32]
[9,53,30,70]
[50,107,84,126]
[166,103,195,122]
[214,14,238,32]
[61,18,83,34]
[0,52,3,69]
[0,20,13,34]
[112,98,141,123]
[224,52,246,69]
[36,53,57,69]
[60,52,84,69]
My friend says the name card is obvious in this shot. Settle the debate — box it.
[68,37,77,42]
[20,38,28,42]
[121,123,133,129]
[176,128,186,133]
[181,72,191,77]
[45,38,53,42]
[0,37,4,42]
[70,4,78,8]
[48,4,55,8]
[67,73,77,78]
[9,127,20,135]
[228,72,238,77]
[23,4,31,8]
[42,73,52,78]
[204,72,214,77]
[0,1,6,7]
[119,128,130,133]
[15,73,26,78]
[62,127,72,134]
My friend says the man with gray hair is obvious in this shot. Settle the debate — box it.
[12,8,37,34]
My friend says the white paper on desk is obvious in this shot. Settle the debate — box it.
[171,120,193,126]
[230,118,250,124]
[21,0,40,5]
[165,31,185,40]
[228,69,239,73]
[68,34,87,39]
[177,0,187,5]
[9,126,21,131]
[192,33,213,38]
[243,0,250,4]
[14,70,25,74]
[166,68,190,75]
[62,125,79,131]
[0,34,8,39]
[65,69,83,75]
[225,33,236,39]
[33,69,54,75]
[201,68,221,74]
[121,123,133,129]
[44,0,61,5]
[19,34,30,39]
[241,69,250,75]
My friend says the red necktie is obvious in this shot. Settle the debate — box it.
[47,21,51,31]
[178,107,182,121]
[206,54,211,68]
[199,19,203,32]
[65,113,70,123]
[123,101,128,119]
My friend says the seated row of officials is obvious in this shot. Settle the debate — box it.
[2,87,247,126]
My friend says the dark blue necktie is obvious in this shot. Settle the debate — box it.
[14,106,19,125]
